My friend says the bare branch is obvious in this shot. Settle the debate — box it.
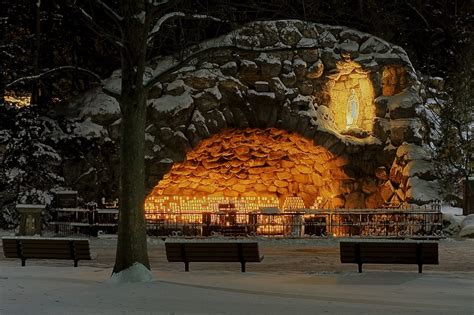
[405,1,431,30]
[143,40,319,90]
[151,0,171,5]
[77,6,94,22]
[147,0,178,14]
[148,11,225,41]
[0,43,27,54]
[6,66,102,88]
[75,6,124,47]
[93,0,123,23]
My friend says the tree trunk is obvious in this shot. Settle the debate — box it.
[31,0,41,105]
[113,0,151,273]
[463,176,473,216]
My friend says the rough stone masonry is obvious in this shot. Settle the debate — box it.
[66,20,439,208]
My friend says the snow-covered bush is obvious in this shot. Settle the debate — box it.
[0,106,63,228]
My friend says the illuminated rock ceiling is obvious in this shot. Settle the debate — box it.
[145,128,351,210]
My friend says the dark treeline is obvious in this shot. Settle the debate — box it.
[1,0,472,105]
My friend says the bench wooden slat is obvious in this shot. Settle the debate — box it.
[2,238,91,267]
[21,243,86,248]
[342,255,437,264]
[169,257,243,262]
[184,250,259,256]
[2,254,92,260]
[21,244,71,250]
[341,248,437,256]
[3,244,16,250]
[165,242,263,272]
[343,244,437,248]
[168,255,261,261]
[4,253,20,258]
[18,253,85,258]
[341,256,438,263]
[2,242,17,246]
[18,249,91,256]
[19,246,91,252]
[166,244,258,250]
[340,241,438,273]
[20,248,73,254]
[3,247,18,253]
[19,239,88,246]
[341,244,438,250]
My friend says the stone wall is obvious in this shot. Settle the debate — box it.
[81,20,439,206]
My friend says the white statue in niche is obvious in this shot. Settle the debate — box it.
[346,88,359,128]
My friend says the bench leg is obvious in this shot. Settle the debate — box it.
[185,262,189,272]
[241,262,246,273]
[418,264,422,274]
[358,263,362,273]
[21,258,26,267]
[74,260,78,267]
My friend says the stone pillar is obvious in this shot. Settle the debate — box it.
[16,204,45,236]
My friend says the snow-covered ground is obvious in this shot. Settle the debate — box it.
[1,264,473,314]
[459,215,474,238]
[1,233,474,314]
[441,205,464,216]
[440,205,474,237]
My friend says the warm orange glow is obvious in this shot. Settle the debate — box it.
[145,128,352,215]
[310,196,324,209]
[328,61,375,132]
[256,215,290,235]
[282,196,305,210]
[382,65,407,96]
[145,195,279,221]
[5,91,31,107]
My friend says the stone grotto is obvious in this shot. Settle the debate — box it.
[55,20,440,214]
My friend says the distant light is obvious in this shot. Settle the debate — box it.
[5,92,31,108]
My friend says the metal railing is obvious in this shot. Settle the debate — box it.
[46,207,443,238]
[144,209,442,238]
[45,208,119,237]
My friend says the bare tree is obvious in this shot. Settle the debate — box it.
[73,0,324,277]
[425,41,473,208]
[72,0,231,276]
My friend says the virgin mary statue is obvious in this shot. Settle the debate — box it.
[346,89,359,127]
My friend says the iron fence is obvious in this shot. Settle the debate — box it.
[145,209,443,238]
[45,208,118,237]
[46,207,443,238]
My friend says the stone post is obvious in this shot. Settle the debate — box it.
[16,204,45,236]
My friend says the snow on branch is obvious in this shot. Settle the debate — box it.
[405,1,431,29]
[78,6,94,22]
[148,0,171,6]
[148,11,224,41]
[6,66,102,88]
[0,43,27,54]
[94,0,123,23]
[142,35,319,90]
[75,5,123,47]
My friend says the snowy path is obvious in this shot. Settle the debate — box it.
[1,264,473,314]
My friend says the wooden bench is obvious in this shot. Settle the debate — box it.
[2,237,91,267]
[340,240,438,273]
[165,241,263,272]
